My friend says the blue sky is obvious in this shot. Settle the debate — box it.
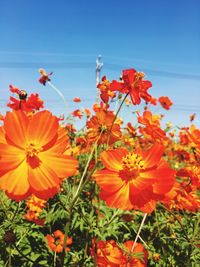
[0,0,200,128]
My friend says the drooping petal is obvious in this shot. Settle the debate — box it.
[4,110,29,148]
[0,160,30,201]
[100,148,128,171]
[27,110,59,147]
[0,143,25,176]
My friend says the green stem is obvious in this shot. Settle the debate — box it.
[8,245,11,267]
[13,244,36,264]
[60,132,103,266]
[106,93,129,147]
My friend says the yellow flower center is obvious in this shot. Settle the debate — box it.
[26,143,43,158]
[119,152,144,181]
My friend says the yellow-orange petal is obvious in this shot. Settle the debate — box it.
[100,183,133,210]
[93,170,124,192]
[0,160,30,201]
[39,152,78,178]
[47,127,70,153]
[100,148,128,171]
[28,163,60,199]
[140,143,164,169]
[4,110,29,148]
[0,126,6,144]
[0,143,25,176]
[27,111,59,147]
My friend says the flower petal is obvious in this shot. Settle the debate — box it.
[100,183,133,210]
[28,162,60,199]
[140,143,164,169]
[93,169,124,192]
[39,152,78,178]
[100,148,128,171]
[0,160,30,201]
[27,111,59,147]
[4,110,29,148]
[0,143,25,176]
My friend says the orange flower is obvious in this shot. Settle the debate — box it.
[93,144,175,212]
[7,85,44,112]
[187,124,200,147]
[137,110,167,141]
[0,110,78,201]
[72,109,83,119]
[87,109,122,145]
[110,69,152,105]
[91,240,148,267]
[158,96,173,110]
[73,97,81,102]
[38,69,53,86]
[91,240,126,267]
[97,76,116,104]
[46,230,72,253]
[24,195,46,225]
[122,241,148,267]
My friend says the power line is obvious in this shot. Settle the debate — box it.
[0,61,200,81]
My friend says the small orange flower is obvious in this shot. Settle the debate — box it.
[110,69,152,105]
[0,110,78,201]
[137,110,167,141]
[158,96,173,110]
[24,194,46,225]
[38,69,53,86]
[93,144,175,212]
[122,241,148,267]
[97,76,116,104]
[91,240,126,266]
[73,97,81,102]
[87,109,122,145]
[46,230,72,253]
[7,85,44,112]
[72,109,83,119]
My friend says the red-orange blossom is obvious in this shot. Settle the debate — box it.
[93,144,175,212]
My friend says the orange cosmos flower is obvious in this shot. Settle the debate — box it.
[73,97,81,102]
[158,96,173,110]
[46,230,72,253]
[137,110,167,141]
[122,241,148,267]
[38,69,53,85]
[72,109,83,119]
[110,69,152,105]
[97,76,116,104]
[0,110,78,201]
[7,85,44,112]
[91,240,126,267]
[24,194,46,225]
[93,144,175,212]
[187,124,200,147]
[87,109,122,145]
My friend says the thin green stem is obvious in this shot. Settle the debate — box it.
[106,93,129,147]
[13,244,36,265]
[60,132,103,266]
[8,245,11,267]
